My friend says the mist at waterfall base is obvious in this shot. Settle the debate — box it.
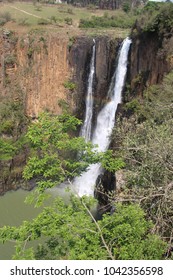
[73,37,132,197]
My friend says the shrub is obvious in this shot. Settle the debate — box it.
[0,18,6,26]
[64,17,73,25]
[63,81,76,91]
[67,8,73,15]
[4,55,16,67]
[18,18,29,26]
[49,16,57,24]
[0,11,12,25]
[123,2,130,13]
[0,11,12,22]
[37,18,49,25]
[79,14,135,29]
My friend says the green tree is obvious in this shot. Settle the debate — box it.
[23,112,101,195]
[0,197,166,260]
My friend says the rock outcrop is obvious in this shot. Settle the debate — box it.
[127,24,173,98]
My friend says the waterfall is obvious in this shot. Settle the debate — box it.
[73,37,132,197]
[80,39,96,142]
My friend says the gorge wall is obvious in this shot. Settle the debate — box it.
[127,26,173,98]
[0,31,70,118]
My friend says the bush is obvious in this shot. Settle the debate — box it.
[37,18,49,25]
[63,81,76,91]
[4,55,16,67]
[0,11,12,22]
[123,2,130,13]
[79,14,135,29]
[0,11,12,25]
[67,8,73,15]
[49,16,57,24]
[64,17,73,25]
[0,18,6,26]
[125,99,141,114]
[18,18,29,26]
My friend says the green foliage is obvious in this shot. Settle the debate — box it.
[122,2,130,14]
[143,1,160,12]
[49,15,57,24]
[101,150,125,172]
[125,98,141,114]
[0,138,16,160]
[79,13,135,29]
[4,55,17,67]
[63,80,76,91]
[0,99,27,136]
[133,3,173,34]
[64,17,73,25]
[37,18,49,25]
[0,197,166,260]
[18,18,29,26]
[100,203,166,260]
[34,4,42,12]
[0,18,7,26]
[0,11,12,26]
[68,36,76,51]
[23,112,100,193]
[0,94,28,164]
[67,8,74,15]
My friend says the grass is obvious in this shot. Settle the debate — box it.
[0,2,107,26]
[0,2,130,38]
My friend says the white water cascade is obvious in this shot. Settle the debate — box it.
[80,39,96,142]
[73,37,132,197]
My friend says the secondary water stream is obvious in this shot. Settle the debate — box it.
[80,39,95,142]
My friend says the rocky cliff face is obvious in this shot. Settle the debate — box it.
[19,36,70,118]
[0,31,71,118]
[127,28,173,97]
[94,36,120,126]
[69,36,121,132]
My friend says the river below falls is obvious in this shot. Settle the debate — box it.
[0,184,74,260]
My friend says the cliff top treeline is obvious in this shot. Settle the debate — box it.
[132,1,173,35]
[0,0,146,10]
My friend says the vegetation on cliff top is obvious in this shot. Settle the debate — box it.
[131,2,173,35]
[0,1,133,35]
